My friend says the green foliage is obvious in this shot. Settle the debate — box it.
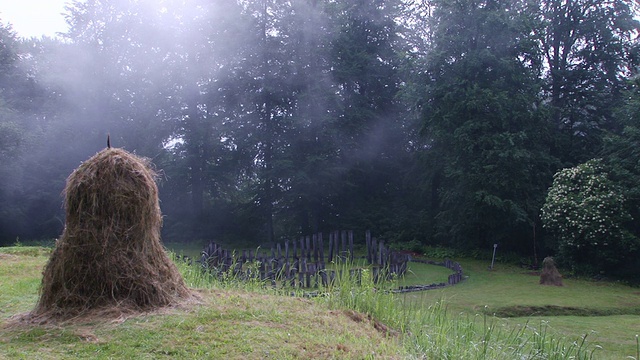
[414,0,554,252]
[541,0,640,164]
[606,78,640,240]
[1,0,640,260]
[541,159,639,274]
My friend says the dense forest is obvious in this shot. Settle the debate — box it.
[1,0,639,277]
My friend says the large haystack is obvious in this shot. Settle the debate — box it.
[539,256,563,286]
[30,148,192,321]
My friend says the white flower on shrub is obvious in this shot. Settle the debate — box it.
[541,158,636,271]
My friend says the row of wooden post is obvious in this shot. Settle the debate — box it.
[200,230,415,288]
[443,259,464,285]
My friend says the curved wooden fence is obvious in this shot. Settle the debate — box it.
[198,230,464,292]
[394,259,465,293]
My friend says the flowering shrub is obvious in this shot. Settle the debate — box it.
[541,159,637,274]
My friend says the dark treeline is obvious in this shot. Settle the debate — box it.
[1,0,639,275]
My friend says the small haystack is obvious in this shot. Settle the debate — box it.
[29,147,192,322]
[539,256,563,286]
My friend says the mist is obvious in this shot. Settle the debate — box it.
[1,0,639,278]
[0,0,412,245]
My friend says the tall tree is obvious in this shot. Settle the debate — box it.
[158,0,250,239]
[603,77,640,247]
[0,24,69,244]
[539,0,640,164]
[419,0,554,251]
[325,0,409,236]
[269,0,342,235]
[0,22,28,244]
[221,0,301,243]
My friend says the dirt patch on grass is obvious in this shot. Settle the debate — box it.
[73,327,103,344]
[340,309,400,338]
[0,254,18,261]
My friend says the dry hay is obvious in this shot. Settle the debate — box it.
[28,148,193,323]
[539,256,563,286]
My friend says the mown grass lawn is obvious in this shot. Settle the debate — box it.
[402,258,640,359]
[411,259,640,314]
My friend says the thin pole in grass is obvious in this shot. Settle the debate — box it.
[490,243,498,270]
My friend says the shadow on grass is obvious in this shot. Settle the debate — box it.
[488,305,640,317]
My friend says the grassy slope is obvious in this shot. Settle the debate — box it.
[0,247,406,360]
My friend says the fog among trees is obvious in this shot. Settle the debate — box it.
[1,0,639,278]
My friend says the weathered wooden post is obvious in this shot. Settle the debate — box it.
[320,270,328,287]
[348,230,354,261]
[312,234,319,262]
[293,239,298,260]
[284,240,290,262]
[318,232,324,262]
[336,231,341,259]
[290,266,297,287]
[298,258,305,287]
[371,237,378,265]
[329,232,333,262]
[341,231,347,258]
[304,260,311,288]
[366,230,372,264]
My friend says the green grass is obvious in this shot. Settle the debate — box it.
[2,245,640,359]
[1,292,406,359]
[399,261,454,286]
[401,258,640,359]
[0,248,50,316]
[0,246,407,359]
[402,259,640,315]
[308,259,604,359]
